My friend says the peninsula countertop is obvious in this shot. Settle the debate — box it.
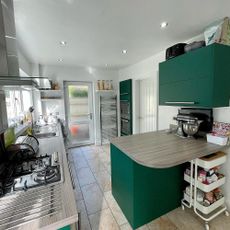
[110,130,228,168]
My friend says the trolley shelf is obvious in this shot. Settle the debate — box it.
[184,173,226,193]
[181,152,229,230]
[184,193,225,215]
[197,152,226,169]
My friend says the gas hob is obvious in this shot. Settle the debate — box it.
[0,152,62,197]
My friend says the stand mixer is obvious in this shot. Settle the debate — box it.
[174,114,202,138]
[173,108,213,138]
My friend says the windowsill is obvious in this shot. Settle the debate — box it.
[14,123,31,137]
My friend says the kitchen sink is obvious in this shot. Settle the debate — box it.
[34,132,57,138]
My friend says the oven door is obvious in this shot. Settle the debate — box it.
[120,100,130,120]
[121,118,131,136]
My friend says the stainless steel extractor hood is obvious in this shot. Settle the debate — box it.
[0,76,38,88]
[0,0,19,76]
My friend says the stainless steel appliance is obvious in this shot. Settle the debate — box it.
[174,108,213,138]
[166,43,187,60]
[120,100,130,120]
[99,93,118,144]
[0,152,61,197]
[120,100,132,135]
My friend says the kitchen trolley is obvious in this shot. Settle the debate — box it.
[181,152,229,230]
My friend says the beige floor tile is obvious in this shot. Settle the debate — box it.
[210,213,230,230]
[87,158,106,173]
[77,199,88,214]
[72,151,84,161]
[74,157,89,169]
[83,150,100,160]
[76,198,92,230]
[91,145,105,153]
[99,151,110,163]
[94,170,111,192]
[88,208,119,230]
[102,144,110,153]
[120,223,149,230]
[147,215,178,230]
[73,179,83,201]
[70,147,82,154]
[81,183,108,215]
[79,211,92,230]
[103,162,111,174]
[80,146,92,152]
[166,208,203,230]
[76,167,96,187]
[104,191,127,226]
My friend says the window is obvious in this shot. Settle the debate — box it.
[5,87,33,126]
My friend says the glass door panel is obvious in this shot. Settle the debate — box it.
[64,82,94,146]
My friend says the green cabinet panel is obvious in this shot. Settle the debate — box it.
[111,144,184,229]
[159,43,230,107]
[120,79,132,95]
[58,225,71,230]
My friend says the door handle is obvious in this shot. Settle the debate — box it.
[165,101,196,105]
[121,118,129,123]
[88,113,93,120]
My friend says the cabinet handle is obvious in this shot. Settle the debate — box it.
[121,118,129,123]
[120,93,129,96]
[165,101,196,105]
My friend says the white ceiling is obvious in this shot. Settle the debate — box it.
[14,0,230,69]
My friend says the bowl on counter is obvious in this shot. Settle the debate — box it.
[183,120,202,137]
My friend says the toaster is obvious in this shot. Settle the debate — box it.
[165,43,187,60]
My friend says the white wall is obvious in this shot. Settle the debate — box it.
[119,51,164,133]
[17,47,32,76]
[34,64,119,145]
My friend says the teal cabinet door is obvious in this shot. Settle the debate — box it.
[159,43,230,107]
[120,79,132,95]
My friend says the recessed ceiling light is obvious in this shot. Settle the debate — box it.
[58,58,63,62]
[59,41,67,46]
[160,21,168,29]
[122,49,127,54]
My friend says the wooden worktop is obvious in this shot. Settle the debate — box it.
[111,130,228,168]
[18,124,78,230]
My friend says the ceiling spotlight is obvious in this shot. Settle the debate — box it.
[160,22,168,29]
[59,41,67,46]
[58,58,63,62]
[122,49,127,54]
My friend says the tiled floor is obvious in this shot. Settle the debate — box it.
[68,145,230,230]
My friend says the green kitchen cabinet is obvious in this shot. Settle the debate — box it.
[120,79,132,96]
[111,144,184,229]
[159,43,230,107]
[58,225,71,230]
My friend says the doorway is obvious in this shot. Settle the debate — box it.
[64,81,94,147]
[139,78,156,133]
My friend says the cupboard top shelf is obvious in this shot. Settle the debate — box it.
[40,90,62,92]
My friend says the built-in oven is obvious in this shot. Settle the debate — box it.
[121,118,131,135]
[120,100,130,120]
